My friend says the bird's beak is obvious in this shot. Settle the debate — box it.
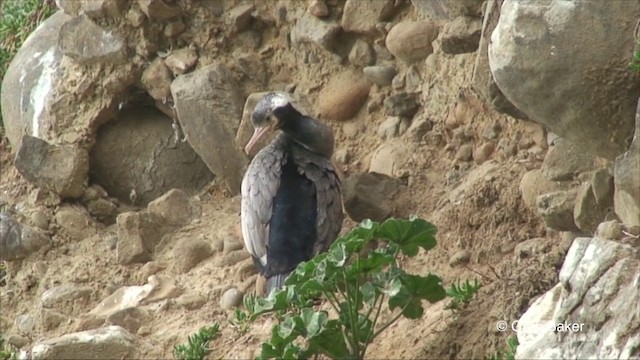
[245,124,274,155]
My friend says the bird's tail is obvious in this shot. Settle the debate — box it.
[266,272,290,294]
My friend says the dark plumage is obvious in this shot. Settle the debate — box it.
[241,92,343,293]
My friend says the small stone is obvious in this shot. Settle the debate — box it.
[574,183,608,234]
[15,314,36,334]
[164,48,198,75]
[385,20,440,63]
[127,8,145,27]
[334,148,350,164]
[373,43,394,61]
[405,65,422,93]
[141,58,173,102]
[220,288,244,310]
[142,275,183,304]
[341,0,394,34]
[31,326,135,360]
[55,205,97,241]
[172,238,213,273]
[384,93,419,117]
[482,123,501,140]
[407,118,432,142]
[174,294,207,310]
[377,117,401,139]
[474,142,495,165]
[519,169,570,210]
[590,168,614,207]
[536,190,580,232]
[148,189,200,227]
[440,16,482,54]
[116,211,167,265]
[227,4,255,32]
[595,220,623,240]
[348,39,375,67]
[391,73,405,90]
[317,71,371,121]
[30,208,50,230]
[138,0,180,21]
[58,15,127,65]
[455,144,473,162]
[308,0,329,18]
[514,238,548,260]
[7,334,29,348]
[448,250,471,266]
[342,172,406,222]
[164,19,186,37]
[542,138,597,181]
[86,198,118,225]
[369,141,409,177]
[363,65,397,87]
[105,307,150,334]
[41,283,93,309]
[291,11,341,51]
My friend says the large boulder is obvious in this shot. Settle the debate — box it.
[614,100,640,226]
[489,0,640,160]
[171,63,247,195]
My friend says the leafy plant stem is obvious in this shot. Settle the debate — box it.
[342,268,361,357]
[371,303,410,340]
[361,294,383,358]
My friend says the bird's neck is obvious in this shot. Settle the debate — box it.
[274,105,334,158]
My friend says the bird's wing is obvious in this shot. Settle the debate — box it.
[241,142,286,267]
[292,148,344,254]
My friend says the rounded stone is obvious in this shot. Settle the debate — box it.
[219,287,244,310]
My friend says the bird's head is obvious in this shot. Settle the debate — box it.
[245,92,296,154]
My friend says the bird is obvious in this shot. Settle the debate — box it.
[240,92,343,294]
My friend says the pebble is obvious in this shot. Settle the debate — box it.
[308,0,329,18]
[384,92,419,117]
[174,294,207,310]
[449,250,471,266]
[455,144,473,162]
[15,314,36,334]
[377,117,401,139]
[363,65,397,87]
[219,288,244,310]
[595,220,623,240]
[474,143,495,165]
[392,73,405,89]
[349,39,375,67]
[334,148,351,164]
[317,71,371,121]
[385,20,440,63]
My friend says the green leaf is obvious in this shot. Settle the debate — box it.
[300,308,328,337]
[347,250,394,277]
[306,319,352,359]
[377,218,437,256]
[388,273,446,320]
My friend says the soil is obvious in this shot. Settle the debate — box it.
[0,1,572,359]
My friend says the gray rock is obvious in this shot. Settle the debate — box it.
[55,205,98,241]
[373,43,394,61]
[613,101,640,226]
[6,334,29,348]
[519,169,570,210]
[406,118,432,143]
[0,213,51,261]
[595,220,623,240]
[574,183,608,234]
[58,15,126,65]
[470,0,529,120]
[541,139,596,181]
[85,198,118,225]
[74,0,128,18]
[227,4,255,33]
[291,12,341,51]
[341,0,394,34]
[171,238,213,274]
[363,66,397,87]
[41,283,93,309]
[116,211,167,265]
[105,307,151,334]
[516,237,639,359]
[348,39,375,67]
[171,63,246,195]
[14,137,89,199]
[377,117,401,139]
[147,189,201,227]
[391,73,405,90]
[343,172,406,222]
[164,48,198,75]
[138,0,180,21]
[590,168,614,207]
[32,326,135,360]
[536,190,580,232]
[384,93,419,117]
[440,16,482,54]
[40,309,68,331]
[385,20,440,63]
[489,0,640,160]
[411,0,484,19]
[15,314,36,334]
[90,106,213,206]
[405,66,422,93]
[220,288,244,310]
[141,58,172,102]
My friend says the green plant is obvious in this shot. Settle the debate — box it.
[0,336,17,360]
[238,217,447,359]
[444,278,481,311]
[173,323,221,360]
[630,42,640,72]
[486,336,519,360]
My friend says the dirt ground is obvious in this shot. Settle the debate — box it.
[0,1,572,359]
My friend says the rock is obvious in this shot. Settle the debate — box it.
[384,93,419,117]
[105,307,150,334]
[455,144,473,162]
[138,0,180,21]
[141,275,183,304]
[440,16,482,54]
[406,118,432,143]
[32,326,135,360]
[536,190,579,232]
[377,117,401,139]
[0,213,51,261]
[405,65,422,93]
[116,211,167,265]
[317,71,371,121]
[343,172,406,222]
[58,15,126,65]
[363,66,396,87]
[147,189,201,227]
[489,0,640,160]
[90,106,213,205]
[411,0,484,19]
[127,8,145,26]
[235,92,275,156]
[348,39,375,67]
[474,142,495,165]
[341,0,394,34]
[291,11,341,51]
[164,48,198,75]
[219,287,244,310]
[55,205,98,241]
[90,284,154,318]
[514,238,548,260]
[519,169,570,210]
[85,198,118,225]
[164,19,186,38]
[227,4,255,32]
[369,141,409,178]
[308,0,329,18]
[595,220,623,240]
[574,183,608,234]
[614,104,640,226]
[41,283,93,310]
[516,237,639,359]
[590,168,614,207]
[15,314,36,334]
[171,238,213,274]
[171,63,246,195]
[141,58,172,102]
[174,294,207,310]
[69,0,128,18]
[385,21,439,63]
[14,136,88,198]
[40,309,68,331]
[541,139,596,181]
[6,334,29,348]
[448,250,471,266]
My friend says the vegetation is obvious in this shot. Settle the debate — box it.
[236,217,452,359]
[173,323,221,360]
[0,336,17,360]
[630,42,640,72]
[444,278,482,311]
[486,336,519,360]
